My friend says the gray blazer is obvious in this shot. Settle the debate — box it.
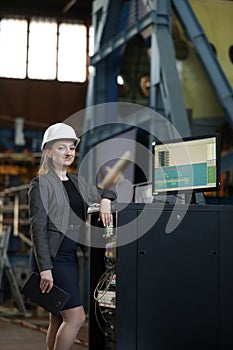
[28,171,117,272]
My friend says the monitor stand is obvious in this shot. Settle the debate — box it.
[184,192,206,205]
[152,192,206,205]
[194,192,206,204]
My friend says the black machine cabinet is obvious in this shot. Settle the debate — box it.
[89,203,233,350]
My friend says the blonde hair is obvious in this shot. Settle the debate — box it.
[38,147,55,176]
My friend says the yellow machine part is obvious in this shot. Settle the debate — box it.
[174,0,233,120]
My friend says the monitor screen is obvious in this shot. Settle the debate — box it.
[152,134,220,195]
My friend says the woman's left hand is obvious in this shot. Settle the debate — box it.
[99,198,112,227]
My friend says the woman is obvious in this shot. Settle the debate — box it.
[28,122,116,350]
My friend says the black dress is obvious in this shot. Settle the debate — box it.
[30,178,85,310]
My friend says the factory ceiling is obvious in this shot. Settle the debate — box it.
[0,0,93,22]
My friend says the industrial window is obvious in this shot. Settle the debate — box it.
[88,25,95,75]
[0,18,28,79]
[28,19,57,80]
[0,17,88,83]
[58,23,86,82]
[89,25,94,57]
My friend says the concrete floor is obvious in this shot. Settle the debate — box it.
[0,316,88,350]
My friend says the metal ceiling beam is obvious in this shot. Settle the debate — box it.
[62,0,78,13]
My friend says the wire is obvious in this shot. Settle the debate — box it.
[93,267,116,343]
[94,300,115,343]
[93,267,115,302]
[94,300,108,337]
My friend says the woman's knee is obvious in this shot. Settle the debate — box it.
[62,306,86,328]
[74,307,86,327]
[79,308,86,325]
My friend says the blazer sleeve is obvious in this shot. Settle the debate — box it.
[28,177,53,272]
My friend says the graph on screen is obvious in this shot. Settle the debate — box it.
[152,134,220,195]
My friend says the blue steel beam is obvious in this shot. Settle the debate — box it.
[153,0,191,137]
[92,0,111,53]
[172,0,233,130]
[90,10,158,66]
[90,0,191,137]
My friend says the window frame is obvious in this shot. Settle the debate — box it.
[0,16,90,83]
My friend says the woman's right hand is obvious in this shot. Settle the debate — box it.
[99,198,113,227]
[40,269,53,293]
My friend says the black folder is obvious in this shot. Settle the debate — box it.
[21,272,70,316]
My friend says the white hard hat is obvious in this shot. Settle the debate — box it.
[41,123,80,150]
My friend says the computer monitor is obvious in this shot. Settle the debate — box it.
[152,134,220,196]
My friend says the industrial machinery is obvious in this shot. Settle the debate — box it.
[87,1,233,349]
[80,0,233,191]
[90,215,117,350]
[89,202,233,350]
